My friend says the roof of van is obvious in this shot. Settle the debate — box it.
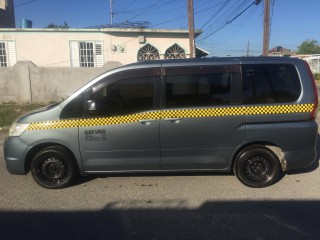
[125,56,300,67]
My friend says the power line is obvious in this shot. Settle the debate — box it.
[116,0,139,13]
[116,0,178,14]
[200,0,232,29]
[150,2,228,28]
[15,0,37,8]
[226,0,258,24]
[126,0,178,21]
[113,0,238,30]
[197,0,260,42]
[270,0,275,38]
[199,0,250,41]
[150,15,187,27]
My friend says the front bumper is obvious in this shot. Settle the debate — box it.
[4,136,30,175]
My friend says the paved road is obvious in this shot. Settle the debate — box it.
[1,122,320,240]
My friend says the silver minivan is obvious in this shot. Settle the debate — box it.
[4,57,319,188]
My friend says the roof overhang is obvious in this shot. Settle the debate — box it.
[0,27,203,37]
[196,47,210,57]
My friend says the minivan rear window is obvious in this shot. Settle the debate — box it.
[242,64,301,104]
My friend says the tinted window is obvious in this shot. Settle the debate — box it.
[242,64,301,104]
[165,66,233,108]
[89,75,155,117]
[60,93,85,119]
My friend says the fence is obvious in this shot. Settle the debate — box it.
[0,61,122,103]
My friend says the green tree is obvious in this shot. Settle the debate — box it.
[46,21,70,29]
[297,39,320,54]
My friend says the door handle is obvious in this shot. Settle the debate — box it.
[139,119,156,125]
[163,118,181,124]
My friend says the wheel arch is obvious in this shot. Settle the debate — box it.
[25,143,79,174]
[230,141,286,172]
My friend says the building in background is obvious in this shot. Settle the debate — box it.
[302,55,320,74]
[0,0,15,28]
[0,28,206,67]
[268,46,295,57]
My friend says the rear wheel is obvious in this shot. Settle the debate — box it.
[31,146,77,189]
[234,145,282,188]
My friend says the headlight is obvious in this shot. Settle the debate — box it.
[9,123,30,137]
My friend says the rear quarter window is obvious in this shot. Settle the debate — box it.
[242,64,301,104]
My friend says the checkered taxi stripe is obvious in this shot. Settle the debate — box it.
[27,103,314,131]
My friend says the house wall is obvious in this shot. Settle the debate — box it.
[1,30,107,67]
[107,32,190,64]
[0,29,191,67]
[0,28,194,102]
[0,61,122,103]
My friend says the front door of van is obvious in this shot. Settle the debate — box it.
[79,68,161,172]
[160,64,245,170]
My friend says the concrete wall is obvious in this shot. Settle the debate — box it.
[0,61,122,103]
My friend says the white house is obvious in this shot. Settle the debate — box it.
[0,27,206,68]
[0,27,209,103]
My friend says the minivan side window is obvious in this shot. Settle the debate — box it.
[165,66,233,108]
[242,64,301,104]
[87,72,156,117]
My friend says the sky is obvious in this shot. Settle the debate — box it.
[13,0,320,57]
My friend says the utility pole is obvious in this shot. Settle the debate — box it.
[247,40,250,57]
[110,0,114,26]
[188,0,196,58]
[262,0,270,56]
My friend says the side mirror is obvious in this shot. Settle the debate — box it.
[87,100,96,111]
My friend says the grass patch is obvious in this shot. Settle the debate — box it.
[0,103,46,130]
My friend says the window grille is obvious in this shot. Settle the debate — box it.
[0,42,8,67]
[137,44,160,61]
[165,44,186,59]
[79,42,95,67]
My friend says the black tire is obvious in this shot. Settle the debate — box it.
[233,145,282,188]
[31,146,77,189]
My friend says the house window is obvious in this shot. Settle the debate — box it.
[137,44,160,61]
[70,41,104,67]
[0,41,16,67]
[0,42,7,66]
[165,44,186,59]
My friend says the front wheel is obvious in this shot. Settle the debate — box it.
[233,145,282,188]
[31,146,77,189]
